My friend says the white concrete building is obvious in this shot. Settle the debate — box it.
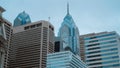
[82,31,120,68]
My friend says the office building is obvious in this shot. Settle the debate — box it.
[54,37,63,52]
[14,11,31,27]
[8,20,54,68]
[81,31,120,68]
[80,33,95,62]
[47,51,88,68]
[58,3,80,56]
[47,3,88,68]
[0,6,12,68]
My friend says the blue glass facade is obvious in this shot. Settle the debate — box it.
[14,11,31,27]
[58,3,80,56]
[47,51,87,68]
[84,31,120,68]
[47,4,88,68]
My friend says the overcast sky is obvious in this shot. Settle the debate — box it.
[1,0,120,36]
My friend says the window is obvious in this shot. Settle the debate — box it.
[86,51,100,54]
[89,62,102,65]
[102,60,119,64]
[87,54,101,58]
[101,52,118,56]
[89,40,98,43]
[37,23,42,27]
[86,43,100,47]
[24,26,29,30]
[100,40,117,45]
[90,36,96,39]
[88,47,100,50]
[102,56,119,60]
[97,33,116,38]
[87,58,102,62]
[31,25,35,28]
[113,64,120,66]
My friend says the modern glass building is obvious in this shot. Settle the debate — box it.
[82,31,120,68]
[14,11,31,27]
[47,3,88,68]
[58,3,80,56]
[47,51,88,68]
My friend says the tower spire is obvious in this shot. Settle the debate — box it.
[23,11,25,13]
[67,2,69,15]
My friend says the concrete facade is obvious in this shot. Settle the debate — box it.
[80,31,120,68]
[80,33,96,62]
[0,6,12,68]
[8,20,54,68]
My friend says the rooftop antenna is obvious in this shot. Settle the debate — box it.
[67,2,69,15]
[48,17,51,21]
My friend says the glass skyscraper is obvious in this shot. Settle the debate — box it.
[82,31,120,68]
[14,11,31,27]
[47,3,88,68]
[58,3,80,56]
[47,51,87,68]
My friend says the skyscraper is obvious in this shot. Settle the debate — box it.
[58,3,80,56]
[13,11,31,27]
[0,6,12,68]
[8,20,54,68]
[0,6,6,68]
[81,31,120,68]
[47,3,87,68]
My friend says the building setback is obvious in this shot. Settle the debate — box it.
[47,51,88,68]
[0,6,12,68]
[8,20,54,68]
[80,31,120,68]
